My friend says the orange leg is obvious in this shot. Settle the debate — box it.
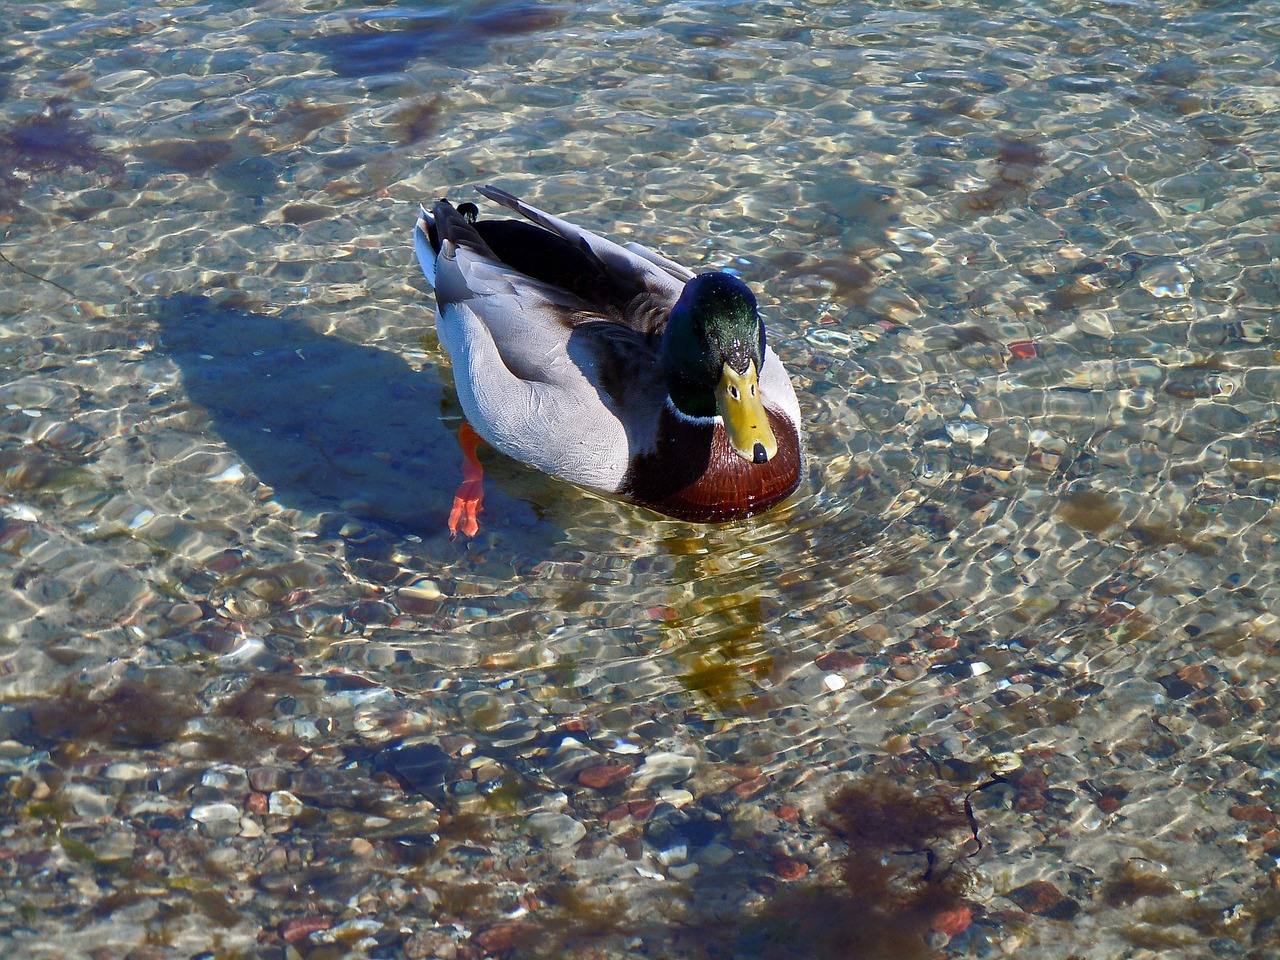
[448,422,484,538]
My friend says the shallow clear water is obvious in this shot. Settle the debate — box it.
[2,1,1280,958]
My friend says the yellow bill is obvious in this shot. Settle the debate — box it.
[715,361,778,464]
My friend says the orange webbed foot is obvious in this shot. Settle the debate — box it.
[448,423,484,539]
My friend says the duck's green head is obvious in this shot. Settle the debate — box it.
[661,272,778,464]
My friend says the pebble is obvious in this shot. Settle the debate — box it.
[279,917,333,943]
[104,762,153,781]
[207,846,239,870]
[190,801,242,824]
[946,420,990,446]
[91,829,136,861]
[472,920,539,954]
[885,734,912,755]
[602,804,629,823]
[658,787,694,808]
[167,602,203,625]
[1228,804,1274,823]
[268,790,305,817]
[656,843,688,866]
[772,856,810,880]
[329,917,383,943]
[400,579,442,601]
[64,784,116,819]
[200,770,232,789]
[932,904,973,936]
[731,775,770,801]
[668,862,700,880]
[382,742,450,798]
[1096,794,1124,814]
[0,739,32,760]
[248,766,291,792]
[240,817,264,838]
[634,751,696,788]
[1176,664,1216,690]
[577,763,633,789]
[629,799,657,821]
[404,929,459,960]
[814,651,863,671]
[698,843,735,867]
[526,811,587,846]
[1006,880,1079,918]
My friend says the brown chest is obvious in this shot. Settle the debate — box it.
[622,407,802,521]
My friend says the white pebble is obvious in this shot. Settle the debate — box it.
[190,802,241,823]
[269,790,305,817]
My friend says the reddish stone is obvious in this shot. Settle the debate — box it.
[473,920,539,954]
[815,651,863,671]
[206,550,243,572]
[732,775,771,800]
[1013,790,1046,812]
[628,799,657,821]
[775,803,800,823]
[279,917,332,942]
[1009,340,1037,360]
[577,764,633,790]
[1095,795,1123,814]
[1006,880,1065,914]
[1013,769,1048,790]
[395,595,437,615]
[772,856,809,881]
[932,904,972,937]
[601,804,630,823]
[1229,804,1275,823]
[854,624,891,644]
[1175,664,1211,686]
[245,792,269,815]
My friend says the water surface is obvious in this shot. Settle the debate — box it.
[2,1,1280,958]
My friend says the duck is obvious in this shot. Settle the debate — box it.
[413,185,802,536]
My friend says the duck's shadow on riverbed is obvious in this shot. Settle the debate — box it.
[151,294,543,544]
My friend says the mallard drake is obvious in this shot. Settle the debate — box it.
[413,186,802,535]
